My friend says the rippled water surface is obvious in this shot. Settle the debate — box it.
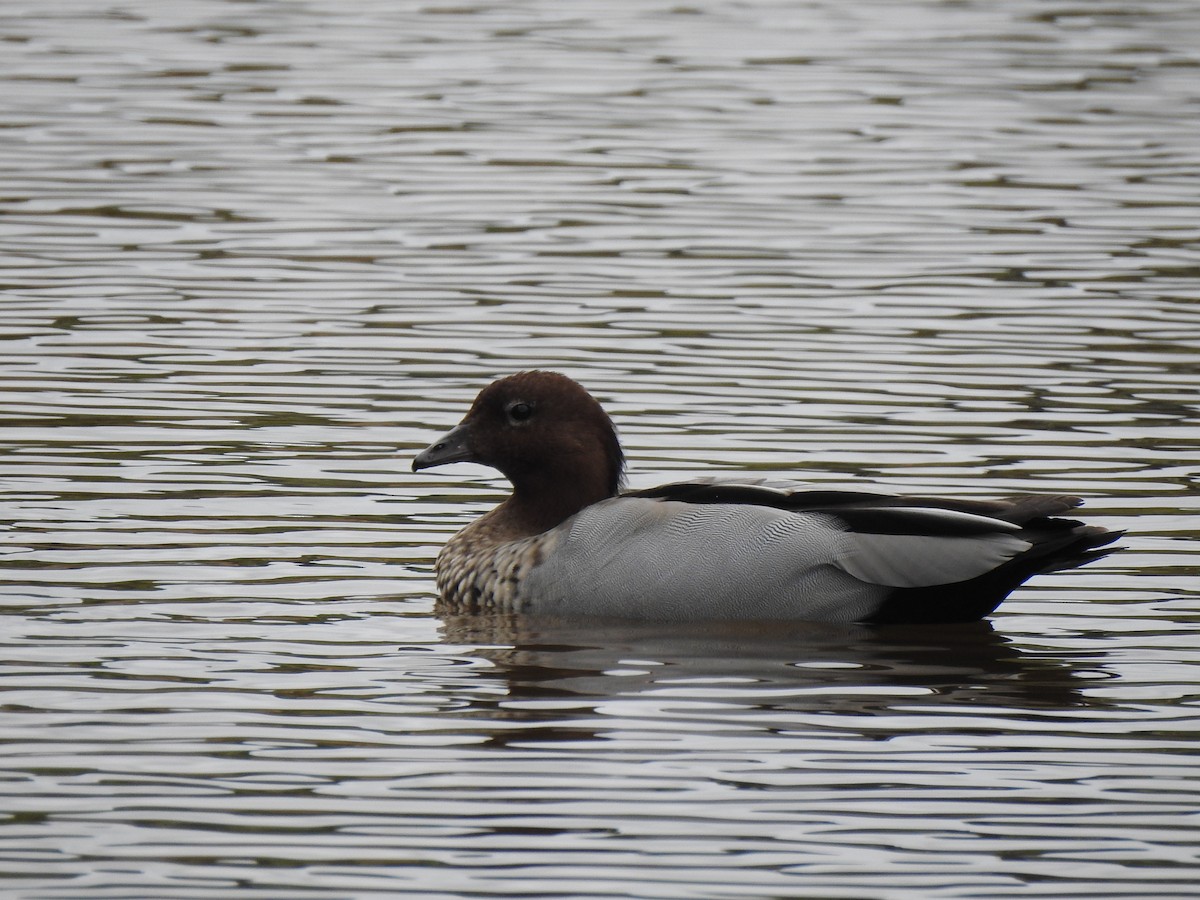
[2,0,1198,897]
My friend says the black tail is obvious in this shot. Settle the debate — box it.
[867,516,1123,625]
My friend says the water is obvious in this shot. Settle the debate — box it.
[1,0,1198,897]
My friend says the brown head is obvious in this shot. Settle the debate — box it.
[413,371,625,532]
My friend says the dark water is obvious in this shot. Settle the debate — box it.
[1,0,1198,897]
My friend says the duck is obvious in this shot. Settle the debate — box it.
[412,371,1122,624]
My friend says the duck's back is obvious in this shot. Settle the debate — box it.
[519,492,1034,622]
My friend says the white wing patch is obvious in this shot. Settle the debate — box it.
[835,530,1030,588]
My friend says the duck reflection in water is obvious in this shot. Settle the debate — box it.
[438,614,1100,749]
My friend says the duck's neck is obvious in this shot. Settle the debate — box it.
[506,470,613,536]
[447,483,610,564]
[486,446,613,537]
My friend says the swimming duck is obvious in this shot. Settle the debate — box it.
[412,371,1121,623]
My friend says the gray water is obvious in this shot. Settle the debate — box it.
[1,0,1198,897]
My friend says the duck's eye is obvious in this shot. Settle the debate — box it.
[507,401,534,423]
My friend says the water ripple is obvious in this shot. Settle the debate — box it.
[2,0,1198,897]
